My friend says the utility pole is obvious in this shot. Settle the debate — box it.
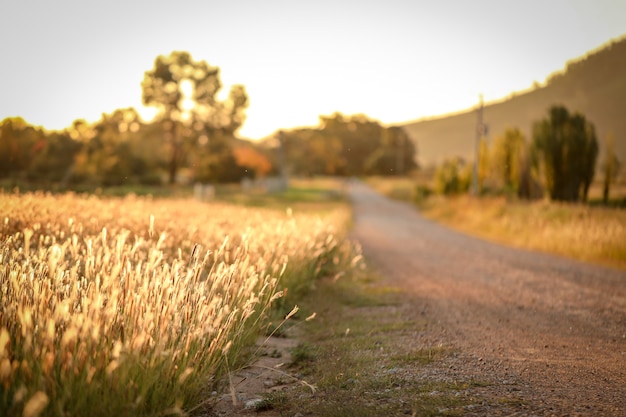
[471,94,484,196]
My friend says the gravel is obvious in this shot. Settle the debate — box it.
[348,180,626,416]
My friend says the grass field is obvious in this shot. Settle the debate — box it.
[367,176,626,270]
[0,179,359,417]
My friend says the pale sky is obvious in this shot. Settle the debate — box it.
[1,0,625,140]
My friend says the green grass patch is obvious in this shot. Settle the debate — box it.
[214,177,347,212]
[289,343,317,365]
[390,346,451,366]
[267,274,498,416]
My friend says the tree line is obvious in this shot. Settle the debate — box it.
[0,51,264,188]
[433,105,621,204]
[0,51,417,189]
[262,113,417,178]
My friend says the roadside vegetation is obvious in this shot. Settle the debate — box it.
[368,103,626,270]
[254,275,499,416]
[367,175,626,270]
[0,179,360,417]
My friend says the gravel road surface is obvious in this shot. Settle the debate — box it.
[348,180,626,416]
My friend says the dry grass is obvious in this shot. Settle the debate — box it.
[366,177,626,270]
[0,190,358,416]
[421,195,626,269]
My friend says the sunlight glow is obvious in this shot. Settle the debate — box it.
[0,1,624,139]
[180,80,194,122]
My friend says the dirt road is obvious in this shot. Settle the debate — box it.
[348,180,626,415]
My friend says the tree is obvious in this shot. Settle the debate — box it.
[531,106,598,202]
[365,127,417,176]
[70,110,148,186]
[433,157,471,195]
[28,131,81,184]
[320,113,383,176]
[261,113,417,177]
[0,117,41,180]
[477,137,490,193]
[233,145,272,178]
[602,132,621,204]
[142,51,248,184]
[277,129,345,176]
[491,127,527,194]
[318,113,417,176]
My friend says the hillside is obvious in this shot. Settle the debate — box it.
[400,36,626,170]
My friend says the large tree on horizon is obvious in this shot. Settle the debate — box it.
[142,51,248,184]
[531,105,598,202]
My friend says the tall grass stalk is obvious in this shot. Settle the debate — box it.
[0,191,358,416]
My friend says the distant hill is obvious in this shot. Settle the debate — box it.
[400,35,626,170]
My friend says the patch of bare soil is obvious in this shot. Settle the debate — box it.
[209,336,304,416]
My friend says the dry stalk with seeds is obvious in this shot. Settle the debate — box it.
[0,191,360,417]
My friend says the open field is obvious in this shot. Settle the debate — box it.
[0,180,358,417]
[366,176,626,270]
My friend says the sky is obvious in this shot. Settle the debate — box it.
[1,1,626,140]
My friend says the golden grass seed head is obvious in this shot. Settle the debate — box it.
[0,358,12,384]
[22,390,49,417]
[177,367,194,384]
[41,351,55,376]
[105,360,119,376]
[13,384,27,403]
[0,328,10,359]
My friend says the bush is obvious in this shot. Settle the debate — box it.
[414,184,433,204]
[433,158,471,195]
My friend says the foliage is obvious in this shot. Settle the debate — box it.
[189,135,249,183]
[71,109,149,186]
[531,105,599,202]
[232,145,272,178]
[0,51,267,189]
[418,194,626,270]
[477,136,490,193]
[0,118,39,179]
[364,126,415,176]
[602,132,621,204]
[433,157,471,195]
[490,128,527,193]
[141,51,249,184]
[0,118,81,185]
[0,192,358,416]
[322,113,417,176]
[261,113,417,177]
[27,132,81,185]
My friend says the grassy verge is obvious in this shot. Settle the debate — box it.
[0,178,356,417]
[0,180,194,199]
[366,177,626,270]
[259,275,493,416]
[420,195,626,270]
[212,177,347,213]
